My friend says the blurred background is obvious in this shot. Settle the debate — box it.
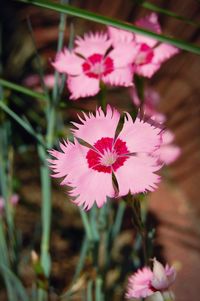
[1,0,200,300]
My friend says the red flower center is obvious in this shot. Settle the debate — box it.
[82,54,114,79]
[135,43,154,66]
[86,137,129,173]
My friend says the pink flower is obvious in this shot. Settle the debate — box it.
[0,194,20,215]
[126,258,176,299]
[23,74,60,91]
[0,197,4,215]
[131,88,166,124]
[52,32,136,100]
[154,130,181,165]
[48,106,162,209]
[108,13,179,78]
[131,88,181,165]
[10,194,19,206]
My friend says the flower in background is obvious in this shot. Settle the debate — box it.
[126,258,176,299]
[53,32,136,100]
[48,106,162,210]
[0,194,19,215]
[131,87,181,165]
[155,130,181,165]
[108,13,179,78]
[0,197,4,215]
[131,87,166,124]
[23,74,59,91]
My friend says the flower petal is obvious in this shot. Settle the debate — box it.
[155,144,181,165]
[74,31,112,58]
[135,13,161,47]
[135,63,161,78]
[52,48,84,75]
[48,139,115,210]
[103,66,134,87]
[109,44,138,68]
[72,106,120,145]
[118,115,161,153]
[153,43,179,64]
[69,170,115,210]
[126,267,154,299]
[115,155,161,196]
[107,26,135,46]
[67,74,100,100]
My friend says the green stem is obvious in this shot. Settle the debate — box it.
[37,144,51,278]
[0,220,15,301]
[0,78,47,101]
[95,277,104,301]
[111,201,126,240]
[17,0,200,55]
[0,100,44,146]
[79,209,93,241]
[87,280,93,301]
[142,1,200,27]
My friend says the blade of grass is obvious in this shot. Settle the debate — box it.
[142,1,200,27]
[0,263,29,301]
[0,100,45,146]
[0,79,47,101]
[17,0,200,55]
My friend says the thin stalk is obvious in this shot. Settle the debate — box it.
[79,209,93,241]
[111,201,126,240]
[95,277,103,301]
[87,280,93,301]
[0,220,15,301]
[98,83,107,112]
[142,2,200,27]
[0,78,47,101]
[37,143,51,279]
[131,198,148,265]
[17,0,200,55]
[38,0,68,285]
[0,100,44,146]
[0,126,16,264]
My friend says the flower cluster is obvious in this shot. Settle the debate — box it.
[126,258,176,299]
[53,13,178,100]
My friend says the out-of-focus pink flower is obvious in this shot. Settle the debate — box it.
[131,88,181,165]
[154,130,181,165]
[23,74,59,90]
[131,88,166,124]
[0,197,4,215]
[108,13,179,78]
[10,194,19,206]
[53,32,136,100]
[126,258,176,299]
[0,194,20,215]
[48,106,162,209]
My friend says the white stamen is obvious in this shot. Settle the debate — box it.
[100,150,117,167]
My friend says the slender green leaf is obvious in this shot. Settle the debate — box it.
[17,0,200,55]
[0,263,29,301]
[0,79,47,101]
[142,2,200,27]
[0,100,44,146]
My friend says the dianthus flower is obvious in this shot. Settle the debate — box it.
[108,13,179,78]
[126,258,176,299]
[52,32,136,100]
[131,87,166,124]
[155,130,181,165]
[48,106,162,210]
[131,88,181,165]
